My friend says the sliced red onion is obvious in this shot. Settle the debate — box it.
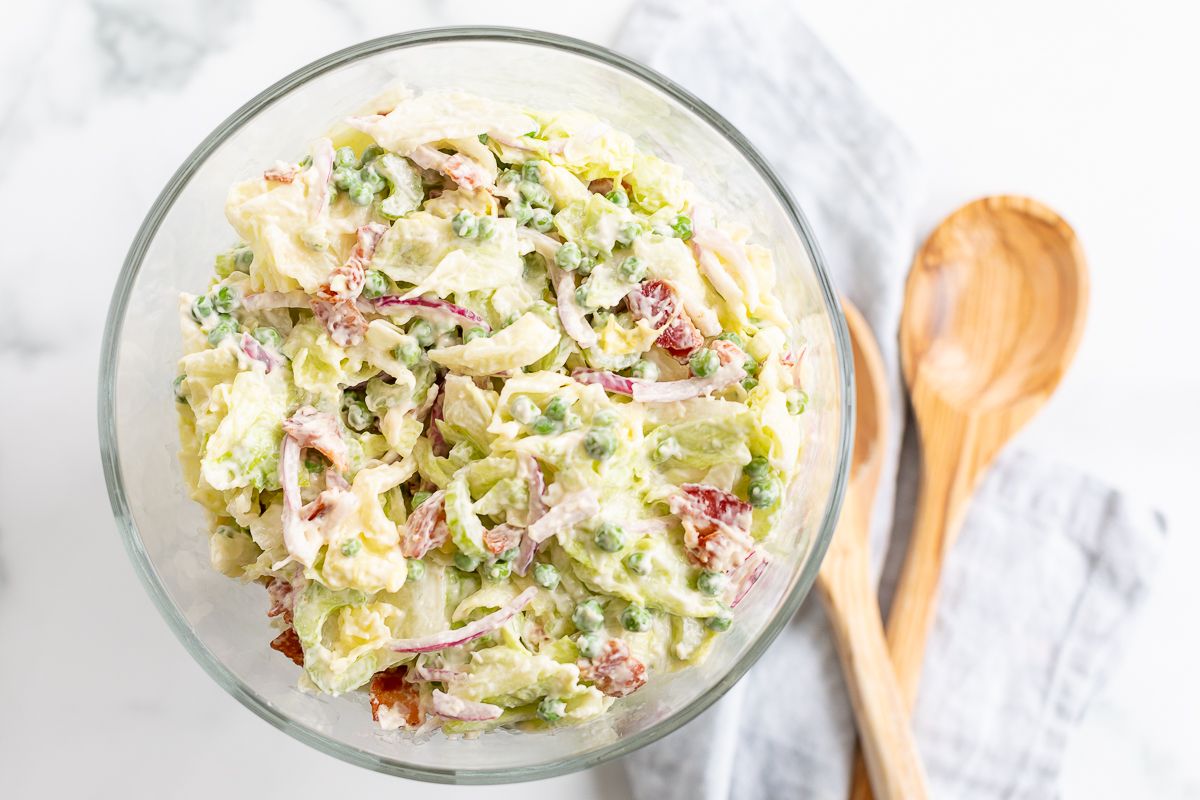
[572,369,637,396]
[546,261,597,350]
[407,660,465,683]
[278,434,321,567]
[519,453,548,523]
[282,406,349,471]
[372,296,489,330]
[513,533,539,578]
[241,291,309,311]
[239,332,281,373]
[731,553,770,608]
[431,690,502,721]
[391,587,538,653]
[308,138,334,222]
[627,517,676,536]
[527,490,600,544]
[572,359,745,403]
[690,238,745,308]
[427,388,448,457]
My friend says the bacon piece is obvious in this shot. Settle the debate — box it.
[265,578,296,624]
[588,178,614,195]
[282,407,349,472]
[483,523,522,555]
[270,627,304,666]
[669,483,754,573]
[409,145,492,192]
[579,639,646,698]
[316,223,389,303]
[390,587,537,653]
[626,279,703,359]
[370,667,424,728]
[310,297,367,347]
[264,162,297,183]
[400,490,449,559]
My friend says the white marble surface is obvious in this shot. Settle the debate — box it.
[0,1,1196,797]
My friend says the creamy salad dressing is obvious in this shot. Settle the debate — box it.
[174,87,810,734]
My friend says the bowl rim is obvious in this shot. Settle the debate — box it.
[98,25,853,785]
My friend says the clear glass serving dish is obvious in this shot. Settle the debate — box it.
[98,27,852,784]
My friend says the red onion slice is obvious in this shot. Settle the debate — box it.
[391,587,537,653]
[308,138,334,222]
[239,332,281,373]
[431,690,502,721]
[372,296,489,330]
[547,262,597,350]
[731,553,769,608]
[572,359,745,403]
[527,490,600,544]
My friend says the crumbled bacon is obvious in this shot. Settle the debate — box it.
[315,259,365,302]
[270,627,304,666]
[588,178,614,195]
[370,667,424,728]
[310,297,367,347]
[579,639,647,698]
[282,407,349,471]
[670,484,754,573]
[627,280,703,359]
[400,490,449,559]
[263,163,298,183]
[483,523,522,555]
[265,578,296,624]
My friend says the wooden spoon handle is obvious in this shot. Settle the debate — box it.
[818,551,930,800]
[848,416,977,800]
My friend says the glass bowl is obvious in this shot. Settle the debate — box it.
[98,27,852,784]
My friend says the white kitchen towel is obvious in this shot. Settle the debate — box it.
[616,1,1168,798]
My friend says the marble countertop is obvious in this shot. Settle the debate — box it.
[1,1,1196,797]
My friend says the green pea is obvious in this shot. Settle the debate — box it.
[340,539,362,557]
[629,359,659,381]
[521,161,542,183]
[671,214,693,240]
[409,319,435,347]
[206,316,238,346]
[191,294,214,322]
[555,241,583,271]
[744,456,771,479]
[519,181,552,210]
[574,285,592,309]
[210,285,237,314]
[411,490,432,509]
[477,133,489,144]
[361,269,388,300]
[743,355,760,376]
[498,547,519,562]
[544,396,568,421]
[451,210,478,238]
[716,331,744,348]
[748,478,780,509]
[173,374,187,402]
[454,552,482,572]
[360,144,384,165]
[348,183,375,206]
[697,570,726,597]
[576,256,596,276]
[537,696,566,723]
[562,412,582,431]
[605,188,629,207]
[476,215,497,240]
[533,562,560,590]
[333,165,360,190]
[787,389,808,415]
[593,522,625,552]
[689,348,719,378]
[361,164,386,194]
[483,559,511,581]
[530,208,554,232]
[531,415,559,436]
[620,604,652,632]
[618,256,646,282]
[616,222,644,247]
[509,396,539,424]
[407,559,426,580]
[334,146,359,169]
[464,326,488,343]
[572,599,605,632]
[583,428,617,460]
[577,632,604,659]
[506,199,534,225]
[624,551,651,576]
[592,409,618,428]
[706,611,733,632]
[345,401,374,432]
[498,168,521,187]
[392,341,421,367]
[741,377,759,391]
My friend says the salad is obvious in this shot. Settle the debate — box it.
[174,87,809,734]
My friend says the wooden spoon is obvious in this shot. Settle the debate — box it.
[817,300,930,800]
[848,195,1088,800]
